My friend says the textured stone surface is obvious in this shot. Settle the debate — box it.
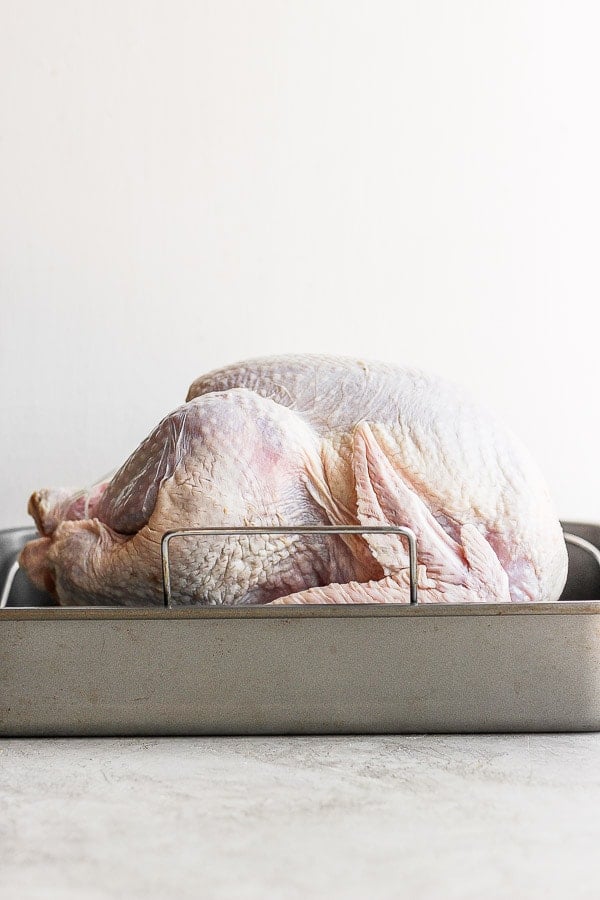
[1,735,600,899]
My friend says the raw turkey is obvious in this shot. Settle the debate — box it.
[19,355,568,606]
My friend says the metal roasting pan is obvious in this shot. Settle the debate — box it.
[1,522,600,736]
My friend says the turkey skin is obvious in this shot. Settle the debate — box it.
[19,355,568,606]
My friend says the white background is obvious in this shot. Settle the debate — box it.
[1,0,598,528]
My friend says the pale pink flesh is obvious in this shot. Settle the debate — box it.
[18,355,568,607]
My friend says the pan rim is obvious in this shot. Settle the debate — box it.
[2,599,600,621]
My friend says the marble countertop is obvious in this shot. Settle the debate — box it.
[2,735,600,899]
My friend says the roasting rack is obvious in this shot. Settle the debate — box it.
[4,524,599,609]
[2,523,600,735]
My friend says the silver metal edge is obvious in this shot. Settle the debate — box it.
[3,600,600,622]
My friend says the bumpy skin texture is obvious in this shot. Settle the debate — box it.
[19,355,568,606]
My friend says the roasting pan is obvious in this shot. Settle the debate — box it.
[1,522,600,735]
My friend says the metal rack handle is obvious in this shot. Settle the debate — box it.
[563,532,600,570]
[160,525,418,609]
[0,560,19,609]
[0,527,38,609]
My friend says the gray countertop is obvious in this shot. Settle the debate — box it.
[1,735,599,899]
